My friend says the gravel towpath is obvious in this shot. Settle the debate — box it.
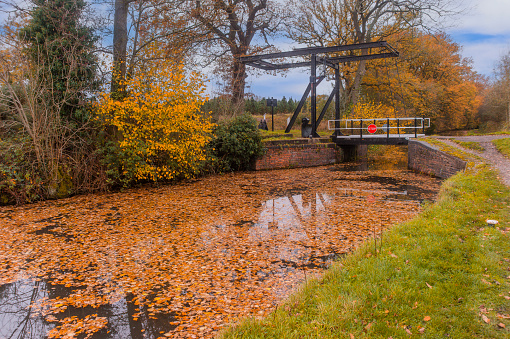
[435,135,510,187]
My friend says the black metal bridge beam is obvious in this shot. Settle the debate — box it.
[316,86,336,130]
[240,41,398,63]
[311,54,319,137]
[284,75,325,134]
[334,67,340,135]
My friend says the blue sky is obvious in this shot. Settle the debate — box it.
[229,0,510,99]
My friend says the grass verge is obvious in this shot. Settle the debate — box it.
[451,139,485,152]
[493,138,510,158]
[220,165,510,338]
[420,138,484,167]
[467,129,510,136]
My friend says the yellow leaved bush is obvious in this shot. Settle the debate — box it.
[96,49,214,184]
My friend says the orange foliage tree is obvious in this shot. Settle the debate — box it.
[96,44,214,185]
[362,31,483,132]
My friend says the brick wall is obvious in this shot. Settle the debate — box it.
[255,140,341,170]
[408,140,467,179]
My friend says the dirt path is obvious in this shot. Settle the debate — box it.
[435,135,510,187]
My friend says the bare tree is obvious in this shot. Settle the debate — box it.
[111,0,130,95]
[191,0,286,103]
[110,0,198,96]
[479,53,510,129]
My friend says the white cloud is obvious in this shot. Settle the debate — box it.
[453,0,510,35]
[447,0,510,76]
[461,40,510,76]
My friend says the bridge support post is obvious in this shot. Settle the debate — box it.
[334,67,340,136]
[340,145,367,162]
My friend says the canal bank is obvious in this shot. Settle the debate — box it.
[255,138,469,180]
[220,143,510,338]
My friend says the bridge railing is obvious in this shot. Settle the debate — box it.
[327,117,430,138]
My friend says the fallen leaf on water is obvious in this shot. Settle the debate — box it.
[0,166,441,339]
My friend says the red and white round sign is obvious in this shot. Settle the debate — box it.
[367,124,377,134]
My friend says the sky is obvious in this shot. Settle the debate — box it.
[2,0,509,100]
[237,0,510,100]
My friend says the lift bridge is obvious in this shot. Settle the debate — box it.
[241,41,427,146]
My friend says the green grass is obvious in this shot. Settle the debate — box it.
[220,165,510,338]
[467,130,510,136]
[493,138,510,158]
[451,139,485,152]
[260,129,332,141]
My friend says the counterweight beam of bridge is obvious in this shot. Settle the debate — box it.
[328,117,430,145]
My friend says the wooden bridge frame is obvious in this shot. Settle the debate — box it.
[240,41,399,137]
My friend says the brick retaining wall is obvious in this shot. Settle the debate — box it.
[408,139,467,179]
[255,140,341,170]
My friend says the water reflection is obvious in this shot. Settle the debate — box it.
[0,279,177,339]
[0,154,441,338]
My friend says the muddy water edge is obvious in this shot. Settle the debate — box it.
[0,146,442,339]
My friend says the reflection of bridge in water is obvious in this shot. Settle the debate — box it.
[251,186,423,269]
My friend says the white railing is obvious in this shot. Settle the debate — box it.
[328,117,430,136]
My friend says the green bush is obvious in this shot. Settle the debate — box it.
[0,136,44,205]
[208,114,264,172]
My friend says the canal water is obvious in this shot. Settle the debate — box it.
[0,146,441,338]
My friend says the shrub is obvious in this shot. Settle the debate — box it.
[0,136,44,205]
[96,55,214,187]
[208,114,264,172]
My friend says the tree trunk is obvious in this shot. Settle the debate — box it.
[507,99,510,125]
[351,60,366,104]
[232,57,246,104]
[111,0,129,96]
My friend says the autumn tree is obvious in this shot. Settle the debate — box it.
[286,0,461,109]
[362,31,482,131]
[191,0,286,104]
[97,43,214,185]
